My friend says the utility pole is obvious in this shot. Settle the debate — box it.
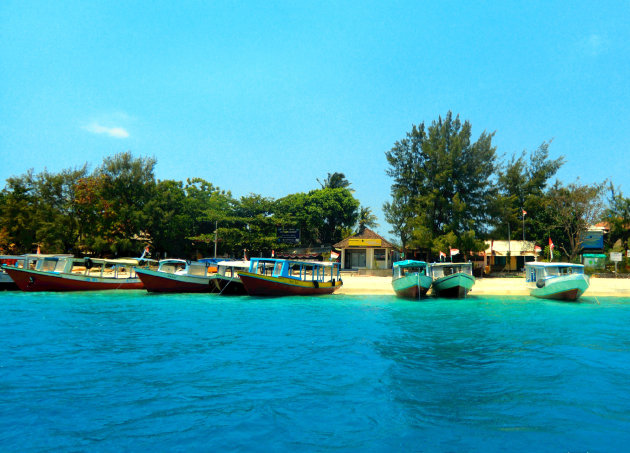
[214,221,218,258]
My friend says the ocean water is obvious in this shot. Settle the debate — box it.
[1,292,630,452]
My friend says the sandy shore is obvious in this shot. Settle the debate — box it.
[337,275,630,297]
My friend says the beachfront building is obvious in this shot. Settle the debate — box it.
[333,228,396,271]
[485,240,537,272]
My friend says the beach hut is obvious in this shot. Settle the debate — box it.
[333,228,396,272]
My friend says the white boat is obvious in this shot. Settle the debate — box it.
[427,262,475,298]
[391,260,432,299]
[135,259,217,293]
[211,260,250,295]
[525,262,589,301]
[1,254,74,290]
[4,256,152,291]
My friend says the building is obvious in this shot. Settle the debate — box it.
[333,228,397,271]
[485,240,537,272]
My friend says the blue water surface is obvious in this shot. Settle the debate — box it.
[1,292,630,452]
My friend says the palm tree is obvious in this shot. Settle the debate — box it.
[357,206,379,233]
[317,172,351,190]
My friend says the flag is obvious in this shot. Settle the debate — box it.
[140,246,150,259]
[534,245,542,253]
[450,248,460,256]
[330,251,340,260]
[439,251,446,260]
[36,245,41,254]
[549,238,554,259]
[271,250,275,257]
[522,209,527,216]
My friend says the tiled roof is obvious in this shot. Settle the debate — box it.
[333,228,396,249]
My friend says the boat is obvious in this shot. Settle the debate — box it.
[238,258,343,296]
[0,255,21,290]
[391,260,433,299]
[525,262,589,301]
[2,256,153,291]
[427,262,475,298]
[1,254,74,290]
[135,259,217,293]
[210,260,250,295]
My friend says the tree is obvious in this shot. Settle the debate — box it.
[317,172,352,190]
[605,183,630,250]
[96,152,157,255]
[494,141,564,243]
[357,206,379,233]
[547,180,606,262]
[384,112,497,256]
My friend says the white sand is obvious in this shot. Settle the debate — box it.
[337,275,630,297]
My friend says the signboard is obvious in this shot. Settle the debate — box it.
[277,228,300,244]
[610,252,623,262]
[580,231,604,250]
[627,250,630,258]
[348,238,382,247]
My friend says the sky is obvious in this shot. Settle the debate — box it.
[1,1,629,240]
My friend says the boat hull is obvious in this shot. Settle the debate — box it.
[431,273,475,298]
[136,268,216,293]
[4,267,144,292]
[0,272,18,290]
[392,274,432,299]
[212,276,247,295]
[238,272,342,296]
[530,274,589,301]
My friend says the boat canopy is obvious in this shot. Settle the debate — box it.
[525,262,585,282]
[393,260,427,268]
[248,258,340,282]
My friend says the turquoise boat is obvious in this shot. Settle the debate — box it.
[392,260,432,299]
[427,262,475,298]
[525,262,589,301]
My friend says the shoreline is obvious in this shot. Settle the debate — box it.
[337,276,630,297]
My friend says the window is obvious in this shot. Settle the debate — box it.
[374,249,386,261]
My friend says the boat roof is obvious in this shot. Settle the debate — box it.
[250,257,339,267]
[393,260,427,268]
[525,262,584,268]
[429,262,471,267]
[217,260,250,267]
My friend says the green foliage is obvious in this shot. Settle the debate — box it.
[494,141,564,243]
[546,180,606,262]
[605,183,630,250]
[384,111,497,256]
[357,206,379,233]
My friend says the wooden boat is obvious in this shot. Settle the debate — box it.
[238,258,343,296]
[428,262,475,298]
[210,260,250,295]
[525,262,589,301]
[3,256,152,291]
[135,259,217,293]
[392,260,432,299]
[0,255,21,290]
[1,254,74,290]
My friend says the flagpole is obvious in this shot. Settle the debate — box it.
[522,209,525,242]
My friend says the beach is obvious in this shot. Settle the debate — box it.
[337,275,630,296]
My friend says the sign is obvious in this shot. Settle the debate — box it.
[348,238,382,247]
[610,252,623,262]
[627,250,630,258]
[277,228,300,244]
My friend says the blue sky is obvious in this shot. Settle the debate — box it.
[1,1,628,239]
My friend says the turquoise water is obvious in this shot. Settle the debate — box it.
[1,292,630,452]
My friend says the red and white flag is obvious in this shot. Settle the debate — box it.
[36,245,41,254]
[522,209,527,216]
[450,248,460,256]
[534,245,542,253]
[330,251,340,260]
[439,251,446,260]
[548,238,554,259]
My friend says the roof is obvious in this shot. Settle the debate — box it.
[525,262,584,268]
[486,240,537,255]
[393,260,427,268]
[333,228,396,249]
